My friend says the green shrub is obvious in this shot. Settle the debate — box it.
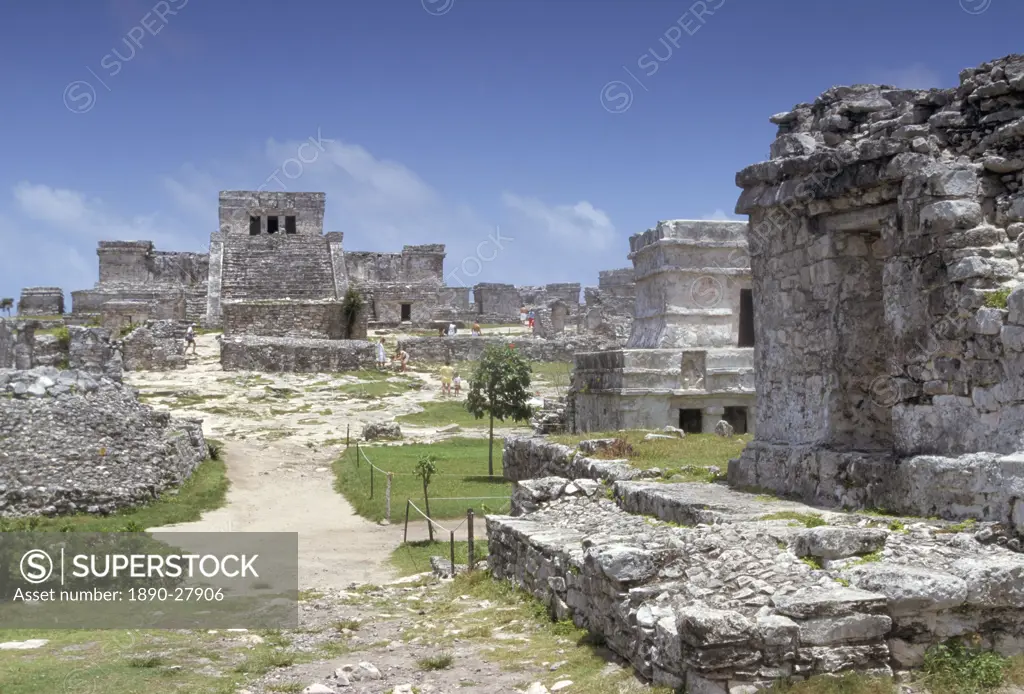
[984,287,1013,309]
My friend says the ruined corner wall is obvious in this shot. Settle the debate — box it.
[730,54,1024,511]
[582,268,637,344]
[220,336,377,372]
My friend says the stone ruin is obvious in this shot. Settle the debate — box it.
[17,287,64,317]
[581,268,637,344]
[0,318,205,517]
[573,220,756,434]
[729,53,1024,522]
[486,55,1024,692]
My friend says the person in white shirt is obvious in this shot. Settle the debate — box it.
[376,338,387,369]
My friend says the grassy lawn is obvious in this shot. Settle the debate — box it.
[389,540,489,576]
[0,446,229,532]
[549,430,751,478]
[395,400,531,431]
[333,438,512,523]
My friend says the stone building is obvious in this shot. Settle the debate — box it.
[17,287,65,316]
[473,282,582,325]
[573,220,756,433]
[728,54,1024,523]
[70,241,208,331]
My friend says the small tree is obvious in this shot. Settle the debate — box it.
[0,298,12,316]
[465,343,533,476]
[415,454,438,541]
[341,286,364,339]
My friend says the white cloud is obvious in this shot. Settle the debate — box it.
[501,192,616,251]
[869,63,945,90]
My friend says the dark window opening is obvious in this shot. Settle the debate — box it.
[284,215,297,234]
[267,216,279,234]
[679,409,702,434]
[249,216,260,235]
[738,288,755,347]
[724,406,748,434]
[400,303,412,321]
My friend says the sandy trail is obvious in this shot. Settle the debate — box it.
[128,331,523,589]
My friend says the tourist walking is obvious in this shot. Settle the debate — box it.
[471,322,481,335]
[527,310,535,329]
[376,338,387,369]
[452,371,461,396]
[439,362,454,396]
[448,322,457,336]
[185,324,197,355]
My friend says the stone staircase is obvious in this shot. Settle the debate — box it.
[221,235,338,301]
[488,435,1024,692]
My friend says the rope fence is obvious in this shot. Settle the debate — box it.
[402,496,511,575]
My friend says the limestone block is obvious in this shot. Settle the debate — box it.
[1008,287,1024,325]
[919,200,983,233]
[970,307,1006,335]
[842,564,968,615]
[797,614,892,646]
[950,555,1024,608]
[790,527,888,561]
[771,586,887,619]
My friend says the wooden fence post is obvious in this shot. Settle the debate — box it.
[467,508,475,571]
[385,473,393,521]
[370,463,374,499]
[450,530,456,576]
[403,500,410,543]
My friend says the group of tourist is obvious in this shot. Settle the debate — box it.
[438,362,462,397]
[376,338,408,372]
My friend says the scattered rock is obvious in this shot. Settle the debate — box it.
[714,420,734,437]
[362,421,402,441]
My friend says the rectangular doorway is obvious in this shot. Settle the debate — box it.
[724,406,748,434]
[284,215,297,234]
[738,289,754,347]
[267,216,279,234]
[679,408,702,434]
[249,216,260,235]
[400,303,412,322]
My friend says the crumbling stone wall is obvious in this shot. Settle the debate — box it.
[473,283,522,322]
[489,478,1024,690]
[221,300,349,339]
[0,320,12,369]
[121,320,187,371]
[0,367,205,516]
[731,54,1024,518]
[582,268,636,344]
[396,335,607,364]
[220,336,377,372]
[17,287,64,316]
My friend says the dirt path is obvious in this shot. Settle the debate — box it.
[130,332,506,590]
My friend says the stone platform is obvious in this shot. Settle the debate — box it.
[487,479,1024,691]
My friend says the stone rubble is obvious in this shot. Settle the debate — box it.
[363,421,403,442]
[0,366,206,516]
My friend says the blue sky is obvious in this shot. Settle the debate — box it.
[1,0,1021,304]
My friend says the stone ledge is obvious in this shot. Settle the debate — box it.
[220,336,376,373]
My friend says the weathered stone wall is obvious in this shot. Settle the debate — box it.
[17,287,64,316]
[503,435,661,484]
[519,283,582,315]
[582,268,636,344]
[346,245,446,286]
[219,235,339,303]
[0,320,12,369]
[5,323,122,380]
[0,367,205,517]
[473,283,521,322]
[627,220,750,349]
[396,335,607,364]
[221,300,348,339]
[488,478,1024,690]
[121,320,187,371]
[218,191,325,236]
[730,54,1024,512]
[100,298,185,334]
[220,336,377,372]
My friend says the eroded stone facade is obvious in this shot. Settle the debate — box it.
[729,54,1024,524]
[17,287,64,316]
[573,220,756,434]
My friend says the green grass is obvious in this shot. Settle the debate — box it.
[920,638,1015,694]
[417,652,454,670]
[549,430,751,472]
[0,446,228,532]
[396,400,530,430]
[983,286,1013,309]
[337,378,421,399]
[759,511,827,528]
[389,540,490,576]
[333,438,512,523]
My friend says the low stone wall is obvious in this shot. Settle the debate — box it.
[0,367,206,517]
[397,335,606,364]
[502,435,659,484]
[4,323,122,380]
[121,320,188,371]
[488,479,1024,690]
[220,336,377,372]
[0,320,12,368]
[222,300,347,339]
